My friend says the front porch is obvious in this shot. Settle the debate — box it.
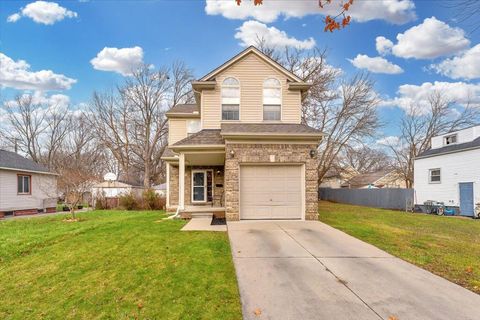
[165,147,226,216]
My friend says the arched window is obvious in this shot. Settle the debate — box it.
[263,78,281,121]
[221,77,240,120]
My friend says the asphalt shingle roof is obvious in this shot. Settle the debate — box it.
[220,123,322,135]
[417,137,480,158]
[166,104,199,115]
[0,149,51,173]
[173,130,224,146]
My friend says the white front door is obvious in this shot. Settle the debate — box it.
[192,170,213,203]
[240,165,303,219]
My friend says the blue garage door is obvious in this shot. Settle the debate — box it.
[459,182,474,217]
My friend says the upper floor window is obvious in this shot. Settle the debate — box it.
[221,77,240,121]
[263,78,281,121]
[444,134,457,145]
[187,119,201,136]
[17,174,31,195]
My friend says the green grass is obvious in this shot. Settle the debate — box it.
[0,211,242,320]
[319,201,480,294]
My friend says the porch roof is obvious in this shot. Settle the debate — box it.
[172,129,224,147]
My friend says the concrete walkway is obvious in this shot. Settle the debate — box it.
[181,217,227,232]
[227,220,480,320]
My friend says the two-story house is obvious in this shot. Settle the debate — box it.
[162,46,323,221]
[414,125,480,217]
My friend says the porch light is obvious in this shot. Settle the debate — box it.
[310,149,317,158]
[230,150,235,158]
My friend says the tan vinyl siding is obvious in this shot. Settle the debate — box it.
[202,53,302,129]
[168,119,188,145]
[0,170,57,211]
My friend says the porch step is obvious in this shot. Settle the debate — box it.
[190,212,214,219]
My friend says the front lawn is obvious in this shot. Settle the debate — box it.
[0,211,242,319]
[319,201,480,294]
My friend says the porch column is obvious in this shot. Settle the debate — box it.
[178,153,185,210]
[166,163,170,208]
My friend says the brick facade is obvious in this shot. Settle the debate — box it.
[167,143,319,221]
[224,143,319,221]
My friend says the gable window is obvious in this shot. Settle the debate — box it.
[429,169,441,184]
[17,174,31,194]
[444,134,457,145]
[263,78,281,121]
[221,77,240,121]
[187,119,201,136]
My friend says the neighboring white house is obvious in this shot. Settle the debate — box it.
[0,149,58,217]
[414,125,480,217]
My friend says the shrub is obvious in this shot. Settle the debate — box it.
[142,189,165,210]
[119,192,140,210]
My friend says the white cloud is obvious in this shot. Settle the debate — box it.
[377,136,400,146]
[90,46,144,76]
[0,52,77,91]
[431,44,480,80]
[382,81,480,114]
[349,54,403,74]
[234,20,316,50]
[384,17,470,59]
[7,13,21,23]
[376,36,393,56]
[206,0,416,24]
[7,1,77,25]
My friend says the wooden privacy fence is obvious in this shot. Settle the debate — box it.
[319,188,414,210]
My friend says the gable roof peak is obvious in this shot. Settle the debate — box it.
[199,45,303,83]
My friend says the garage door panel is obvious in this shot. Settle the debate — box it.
[240,165,303,220]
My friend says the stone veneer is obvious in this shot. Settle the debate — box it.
[167,164,224,210]
[224,143,319,221]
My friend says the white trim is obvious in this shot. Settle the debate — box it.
[428,168,441,184]
[191,169,214,203]
[0,167,58,176]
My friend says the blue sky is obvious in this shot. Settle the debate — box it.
[1,0,479,140]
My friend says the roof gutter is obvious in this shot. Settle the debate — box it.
[415,145,480,160]
[0,167,59,176]
[169,144,226,152]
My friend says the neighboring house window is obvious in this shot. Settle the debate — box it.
[263,78,281,121]
[429,169,441,183]
[187,119,201,136]
[221,77,240,120]
[17,174,31,194]
[444,134,457,145]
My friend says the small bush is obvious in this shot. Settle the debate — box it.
[119,192,140,210]
[94,195,108,210]
[142,189,165,210]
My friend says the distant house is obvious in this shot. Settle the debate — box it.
[153,183,167,197]
[320,165,359,188]
[414,125,480,217]
[0,149,58,217]
[91,180,143,198]
[342,170,406,189]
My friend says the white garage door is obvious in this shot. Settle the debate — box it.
[240,165,303,220]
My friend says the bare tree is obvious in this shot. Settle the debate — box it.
[90,62,194,187]
[2,95,45,162]
[256,43,381,183]
[386,91,479,187]
[340,145,392,173]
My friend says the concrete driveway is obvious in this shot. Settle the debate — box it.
[227,220,480,320]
